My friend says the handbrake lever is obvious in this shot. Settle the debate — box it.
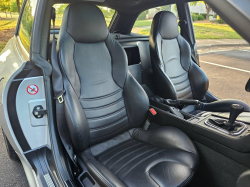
[164,99,200,107]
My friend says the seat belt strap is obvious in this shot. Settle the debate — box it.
[51,8,79,171]
[178,20,199,65]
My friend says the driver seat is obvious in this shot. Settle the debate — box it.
[149,11,250,112]
[57,3,198,187]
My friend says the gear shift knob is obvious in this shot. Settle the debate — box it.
[228,104,244,125]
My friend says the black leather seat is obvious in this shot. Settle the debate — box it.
[149,11,250,112]
[57,3,198,186]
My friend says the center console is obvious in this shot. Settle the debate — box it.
[149,97,250,154]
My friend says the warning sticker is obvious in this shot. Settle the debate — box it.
[27,85,39,95]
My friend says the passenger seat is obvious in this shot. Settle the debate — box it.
[56,3,199,186]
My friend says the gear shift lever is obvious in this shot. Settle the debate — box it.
[206,104,247,135]
[227,104,244,126]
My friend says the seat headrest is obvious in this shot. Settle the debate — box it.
[59,2,109,43]
[152,11,179,39]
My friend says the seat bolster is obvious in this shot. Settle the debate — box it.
[131,127,198,156]
[150,33,177,99]
[188,62,209,100]
[80,149,127,187]
[64,81,90,152]
[123,72,149,128]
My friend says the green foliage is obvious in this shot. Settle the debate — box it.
[161,5,171,11]
[10,1,18,13]
[137,10,148,20]
[198,15,204,21]
[191,14,198,22]
[189,1,212,20]
[99,6,115,18]
[56,4,68,15]
[134,20,152,27]
[0,0,11,13]
[217,19,225,24]
[137,22,241,39]
[19,0,34,52]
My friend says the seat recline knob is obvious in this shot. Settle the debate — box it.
[228,104,244,125]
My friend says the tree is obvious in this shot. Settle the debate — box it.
[161,5,171,11]
[11,1,19,13]
[190,1,212,20]
[56,4,68,15]
[16,0,20,14]
[0,0,11,17]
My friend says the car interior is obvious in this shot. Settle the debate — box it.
[9,0,250,186]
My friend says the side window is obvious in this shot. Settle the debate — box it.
[53,4,115,29]
[132,4,178,35]
[19,0,37,53]
[189,1,250,104]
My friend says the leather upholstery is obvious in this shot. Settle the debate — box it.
[150,11,208,100]
[80,127,198,187]
[57,3,198,186]
[149,11,250,112]
[137,41,157,94]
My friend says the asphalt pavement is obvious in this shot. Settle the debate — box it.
[0,130,29,187]
[198,46,250,105]
[0,44,249,187]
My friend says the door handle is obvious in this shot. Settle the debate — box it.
[0,77,4,82]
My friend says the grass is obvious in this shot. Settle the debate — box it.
[0,42,6,52]
[134,20,152,27]
[193,23,242,39]
[0,12,19,19]
[0,19,18,31]
[136,21,242,39]
[0,19,17,52]
[0,18,243,52]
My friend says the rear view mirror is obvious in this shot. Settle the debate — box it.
[245,78,250,92]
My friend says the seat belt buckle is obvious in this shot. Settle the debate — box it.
[54,90,65,103]
[148,108,157,122]
[58,95,64,103]
[144,108,157,130]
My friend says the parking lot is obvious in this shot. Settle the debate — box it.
[0,45,249,186]
[199,46,250,105]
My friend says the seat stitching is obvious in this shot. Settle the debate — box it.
[87,107,125,120]
[178,91,193,99]
[121,149,166,180]
[90,116,127,131]
[109,144,150,170]
[97,139,136,161]
[173,78,189,86]
[82,97,124,110]
[90,124,129,141]
[79,88,122,101]
[115,147,160,175]
[175,84,191,92]
[169,71,188,79]
[102,141,144,165]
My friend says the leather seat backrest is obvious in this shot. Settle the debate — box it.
[57,2,149,152]
[149,11,209,100]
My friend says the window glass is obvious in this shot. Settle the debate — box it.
[52,4,115,29]
[132,4,178,35]
[189,1,250,104]
[19,0,37,53]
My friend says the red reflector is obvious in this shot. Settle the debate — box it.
[149,108,157,115]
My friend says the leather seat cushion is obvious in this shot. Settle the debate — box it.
[80,126,198,187]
